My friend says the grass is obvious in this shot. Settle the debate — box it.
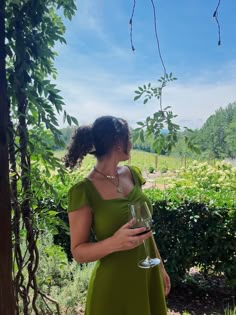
[55,149,199,173]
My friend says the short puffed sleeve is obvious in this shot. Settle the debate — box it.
[129,166,146,186]
[67,181,90,212]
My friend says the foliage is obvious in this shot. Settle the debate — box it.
[145,161,236,287]
[194,102,236,159]
[5,0,78,312]
[146,196,236,288]
[133,73,200,155]
[36,233,94,314]
[148,166,155,173]
[145,161,236,286]
[41,155,236,291]
[169,128,202,159]
[224,305,236,315]
[166,160,236,208]
[25,153,235,314]
[150,102,236,161]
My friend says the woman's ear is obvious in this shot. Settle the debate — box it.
[115,139,123,151]
[114,139,122,152]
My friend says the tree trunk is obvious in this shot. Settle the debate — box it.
[0,0,16,313]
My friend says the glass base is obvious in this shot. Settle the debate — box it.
[138,257,161,269]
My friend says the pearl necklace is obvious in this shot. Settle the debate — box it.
[93,167,123,194]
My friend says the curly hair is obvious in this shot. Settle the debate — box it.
[64,116,129,169]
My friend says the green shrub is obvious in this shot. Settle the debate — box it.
[148,166,155,173]
[36,233,94,313]
[168,161,236,205]
[145,193,236,287]
[160,161,168,173]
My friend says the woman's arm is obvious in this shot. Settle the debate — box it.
[68,205,153,263]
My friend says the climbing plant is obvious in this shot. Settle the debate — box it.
[2,0,77,313]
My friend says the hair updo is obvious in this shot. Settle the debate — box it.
[64,116,129,168]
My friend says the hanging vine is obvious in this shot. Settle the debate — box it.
[6,0,77,313]
[213,0,222,46]
[128,0,221,154]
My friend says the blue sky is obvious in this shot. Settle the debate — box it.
[55,0,236,129]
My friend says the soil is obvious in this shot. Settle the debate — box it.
[166,270,236,315]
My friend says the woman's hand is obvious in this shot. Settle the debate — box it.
[160,267,171,296]
[111,219,152,252]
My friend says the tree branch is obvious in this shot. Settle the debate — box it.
[150,0,167,75]
[213,0,221,46]
[129,0,136,52]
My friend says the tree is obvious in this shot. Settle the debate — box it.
[133,74,200,156]
[1,0,77,313]
[0,0,15,313]
[196,102,236,159]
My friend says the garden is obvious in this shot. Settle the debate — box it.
[2,2,236,313]
[31,151,236,315]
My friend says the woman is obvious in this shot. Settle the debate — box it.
[65,116,170,315]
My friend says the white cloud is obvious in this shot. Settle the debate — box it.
[164,82,236,128]
[57,63,236,130]
[55,3,236,131]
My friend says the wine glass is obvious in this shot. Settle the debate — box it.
[129,201,160,269]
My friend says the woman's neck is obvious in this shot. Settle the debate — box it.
[95,157,119,176]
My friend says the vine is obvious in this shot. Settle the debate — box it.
[6,0,77,313]
[213,0,222,46]
[129,1,221,154]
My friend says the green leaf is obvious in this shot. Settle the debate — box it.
[137,121,144,126]
[134,95,141,101]
[63,111,67,123]
[71,116,78,125]
[140,129,145,142]
[67,115,72,126]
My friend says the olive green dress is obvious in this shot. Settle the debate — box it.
[68,166,167,315]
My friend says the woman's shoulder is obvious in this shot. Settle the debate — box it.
[68,179,91,212]
[68,178,88,194]
[126,165,141,173]
[124,165,146,185]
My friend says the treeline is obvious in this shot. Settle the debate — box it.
[195,102,236,159]
[134,102,236,159]
[55,102,236,159]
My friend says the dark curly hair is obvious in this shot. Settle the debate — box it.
[64,116,129,168]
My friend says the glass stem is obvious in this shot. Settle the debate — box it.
[143,240,150,260]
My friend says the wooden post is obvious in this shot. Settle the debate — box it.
[155,154,158,171]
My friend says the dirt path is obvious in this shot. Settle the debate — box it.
[142,172,167,190]
[143,181,166,190]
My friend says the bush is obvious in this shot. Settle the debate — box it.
[144,190,236,288]
[160,161,168,173]
[36,233,94,313]
[148,166,155,173]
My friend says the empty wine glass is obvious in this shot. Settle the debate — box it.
[129,201,160,269]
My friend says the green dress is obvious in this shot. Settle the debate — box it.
[68,166,167,315]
